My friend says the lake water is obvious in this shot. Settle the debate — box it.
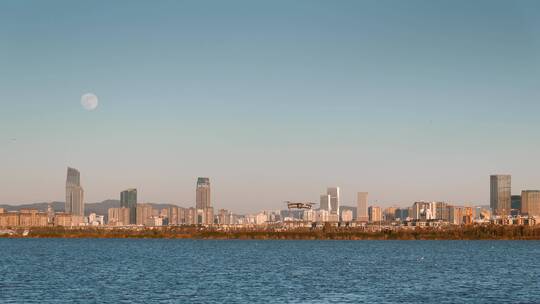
[0,239,539,303]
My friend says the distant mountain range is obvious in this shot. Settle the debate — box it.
[0,200,181,216]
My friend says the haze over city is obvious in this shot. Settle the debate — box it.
[2,0,540,212]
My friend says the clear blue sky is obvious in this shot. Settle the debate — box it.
[1,0,539,212]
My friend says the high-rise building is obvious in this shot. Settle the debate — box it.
[383,207,397,221]
[187,207,197,225]
[108,207,130,226]
[357,192,368,222]
[435,202,449,221]
[195,177,213,225]
[196,177,211,209]
[320,194,331,211]
[490,175,511,216]
[169,206,187,225]
[120,188,137,225]
[412,202,435,220]
[521,190,540,217]
[327,187,340,215]
[368,206,382,222]
[65,167,84,216]
[463,207,474,224]
[395,208,408,220]
[205,207,214,225]
[218,209,232,225]
[448,206,465,225]
[136,204,153,226]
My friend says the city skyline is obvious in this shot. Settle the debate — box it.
[3,166,540,213]
[2,1,540,212]
[7,166,540,217]
[6,167,540,228]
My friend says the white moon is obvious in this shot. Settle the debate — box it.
[81,93,99,111]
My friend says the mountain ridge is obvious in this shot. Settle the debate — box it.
[0,200,183,216]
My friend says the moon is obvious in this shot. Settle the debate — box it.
[81,93,99,111]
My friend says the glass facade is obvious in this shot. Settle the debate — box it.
[65,167,84,216]
[121,188,138,224]
[490,175,511,216]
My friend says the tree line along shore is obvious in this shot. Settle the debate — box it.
[2,225,540,240]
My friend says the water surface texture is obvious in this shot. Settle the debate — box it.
[0,239,539,303]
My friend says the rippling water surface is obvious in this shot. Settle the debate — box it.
[1,239,539,303]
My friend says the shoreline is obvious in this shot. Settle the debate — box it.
[2,225,540,240]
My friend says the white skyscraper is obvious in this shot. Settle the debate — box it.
[65,167,84,216]
[327,187,340,215]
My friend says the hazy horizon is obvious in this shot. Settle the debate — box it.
[2,0,540,213]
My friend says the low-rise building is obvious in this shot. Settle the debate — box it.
[341,209,353,222]
[54,213,73,227]
[302,209,315,222]
[19,209,48,227]
[0,212,20,227]
[255,212,267,225]
[145,216,163,226]
[317,209,329,223]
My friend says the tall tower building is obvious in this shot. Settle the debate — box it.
[120,188,137,224]
[196,177,213,225]
[490,175,511,216]
[65,167,84,216]
[327,187,340,215]
[320,194,331,211]
[196,178,211,209]
[357,192,369,222]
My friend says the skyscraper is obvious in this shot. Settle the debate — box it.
[320,194,331,211]
[120,188,137,225]
[196,177,213,225]
[490,175,511,216]
[196,178,211,209]
[357,192,368,222]
[65,167,84,216]
[327,187,340,215]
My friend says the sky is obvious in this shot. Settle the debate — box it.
[1,0,540,213]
